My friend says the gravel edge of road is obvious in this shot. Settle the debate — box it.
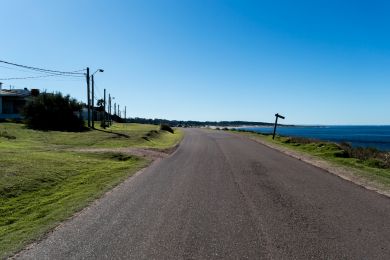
[231,133,390,199]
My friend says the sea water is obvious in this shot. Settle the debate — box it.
[240,125,390,151]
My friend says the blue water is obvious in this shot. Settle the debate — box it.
[240,126,390,151]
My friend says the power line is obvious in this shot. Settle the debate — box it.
[0,65,85,76]
[94,83,103,97]
[0,59,86,75]
[0,73,84,80]
[0,64,43,74]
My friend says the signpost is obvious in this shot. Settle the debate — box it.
[272,113,285,139]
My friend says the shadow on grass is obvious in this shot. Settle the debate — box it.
[92,128,130,138]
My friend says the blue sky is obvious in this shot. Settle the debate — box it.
[1,0,390,124]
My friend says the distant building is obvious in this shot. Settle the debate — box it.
[0,83,38,119]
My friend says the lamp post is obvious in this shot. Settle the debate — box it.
[91,69,104,128]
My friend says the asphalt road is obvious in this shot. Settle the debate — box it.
[16,129,390,259]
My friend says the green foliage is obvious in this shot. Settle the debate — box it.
[160,124,174,133]
[23,92,85,131]
[96,99,105,111]
[280,137,389,168]
[111,114,125,123]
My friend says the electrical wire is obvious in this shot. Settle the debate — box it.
[94,83,103,97]
[0,64,43,74]
[0,59,86,75]
[0,73,84,80]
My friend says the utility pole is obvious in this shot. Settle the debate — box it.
[103,88,106,128]
[118,105,120,118]
[124,106,126,121]
[272,113,285,139]
[86,67,90,128]
[91,74,95,128]
[108,94,112,125]
[114,103,116,115]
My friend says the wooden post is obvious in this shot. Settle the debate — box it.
[103,88,106,128]
[272,113,285,139]
[91,75,95,128]
[86,67,90,128]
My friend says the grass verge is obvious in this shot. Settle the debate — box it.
[0,122,183,258]
[229,129,390,190]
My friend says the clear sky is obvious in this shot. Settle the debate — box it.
[1,0,390,125]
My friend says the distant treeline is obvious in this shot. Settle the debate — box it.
[125,117,280,127]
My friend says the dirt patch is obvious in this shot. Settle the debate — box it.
[71,146,178,161]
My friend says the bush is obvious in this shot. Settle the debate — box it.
[23,92,85,131]
[366,158,386,168]
[337,142,389,169]
[111,114,125,123]
[160,124,174,133]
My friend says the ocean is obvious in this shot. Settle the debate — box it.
[239,125,390,151]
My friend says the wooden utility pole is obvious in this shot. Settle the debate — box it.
[103,88,106,128]
[124,106,126,121]
[108,94,112,125]
[86,67,90,128]
[91,74,95,128]
[272,113,285,139]
[114,103,116,115]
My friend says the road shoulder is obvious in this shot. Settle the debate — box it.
[229,131,390,198]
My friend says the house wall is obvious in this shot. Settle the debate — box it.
[0,96,27,119]
[2,97,25,114]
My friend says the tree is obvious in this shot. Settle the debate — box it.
[23,92,85,131]
[96,99,105,111]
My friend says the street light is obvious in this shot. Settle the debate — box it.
[91,69,104,128]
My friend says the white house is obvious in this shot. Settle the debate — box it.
[0,83,35,119]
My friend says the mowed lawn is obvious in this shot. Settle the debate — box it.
[0,122,183,258]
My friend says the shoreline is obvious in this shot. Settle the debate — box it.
[235,126,390,152]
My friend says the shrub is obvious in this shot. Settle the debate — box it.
[366,158,386,168]
[111,114,125,123]
[23,92,85,131]
[337,143,389,168]
[160,124,174,133]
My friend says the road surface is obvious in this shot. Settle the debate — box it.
[16,129,390,259]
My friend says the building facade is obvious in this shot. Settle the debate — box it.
[0,84,33,119]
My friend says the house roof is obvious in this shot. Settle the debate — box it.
[0,89,31,97]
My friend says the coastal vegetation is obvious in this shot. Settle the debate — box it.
[0,122,183,258]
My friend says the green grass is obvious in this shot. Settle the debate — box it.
[232,130,390,188]
[0,122,183,258]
